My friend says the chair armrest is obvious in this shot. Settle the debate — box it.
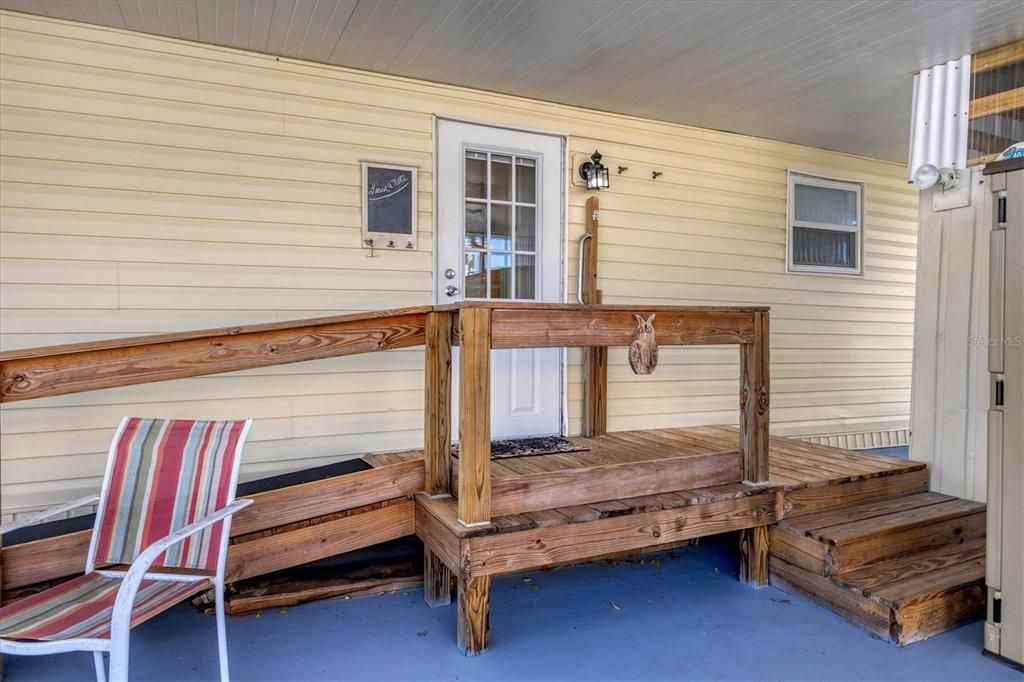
[0,494,100,534]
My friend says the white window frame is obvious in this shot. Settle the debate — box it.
[786,170,865,276]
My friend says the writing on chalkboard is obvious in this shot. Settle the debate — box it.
[367,172,411,201]
[361,162,418,251]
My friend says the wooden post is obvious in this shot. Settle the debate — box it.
[581,197,607,437]
[423,311,454,606]
[739,310,770,586]
[457,308,491,526]
[739,310,770,484]
[739,526,770,587]
[457,575,491,656]
[424,311,454,496]
[581,292,608,437]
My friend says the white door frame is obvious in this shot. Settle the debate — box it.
[432,115,570,436]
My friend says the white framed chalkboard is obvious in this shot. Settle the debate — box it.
[361,161,418,251]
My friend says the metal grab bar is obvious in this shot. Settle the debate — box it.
[576,232,593,304]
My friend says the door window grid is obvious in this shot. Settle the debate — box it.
[464,150,538,300]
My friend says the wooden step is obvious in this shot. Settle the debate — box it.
[832,537,986,602]
[769,491,987,645]
[770,493,985,576]
[770,545,985,645]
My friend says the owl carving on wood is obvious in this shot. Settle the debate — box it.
[628,313,659,375]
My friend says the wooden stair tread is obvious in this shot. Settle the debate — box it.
[779,492,955,533]
[868,555,986,608]
[833,537,986,601]
[770,554,986,645]
[814,499,986,546]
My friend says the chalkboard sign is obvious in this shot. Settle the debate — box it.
[361,162,418,251]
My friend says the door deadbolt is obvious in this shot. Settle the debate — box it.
[444,268,457,280]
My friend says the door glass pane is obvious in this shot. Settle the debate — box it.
[516,158,536,204]
[465,202,486,249]
[490,252,513,299]
[490,204,511,250]
[792,227,856,267]
[465,152,487,200]
[516,254,536,299]
[462,151,541,301]
[794,183,858,226]
[516,206,535,251]
[491,154,512,201]
[464,251,486,298]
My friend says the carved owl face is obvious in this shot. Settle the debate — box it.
[633,313,656,334]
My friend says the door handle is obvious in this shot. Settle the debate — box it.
[444,285,458,297]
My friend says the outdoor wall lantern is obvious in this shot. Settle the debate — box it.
[579,150,610,190]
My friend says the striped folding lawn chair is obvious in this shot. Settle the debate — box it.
[1,417,254,682]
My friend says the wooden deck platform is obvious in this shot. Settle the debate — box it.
[364,425,929,523]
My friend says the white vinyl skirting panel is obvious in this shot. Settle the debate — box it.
[908,55,971,181]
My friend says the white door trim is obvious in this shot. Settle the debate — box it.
[432,116,569,437]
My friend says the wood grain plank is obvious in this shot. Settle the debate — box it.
[1,528,93,592]
[0,309,430,402]
[424,310,454,496]
[482,450,741,516]
[415,494,465,576]
[834,537,985,600]
[457,575,491,656]
[489,308,756,349]
[828,510,986,576]
[769,525,829,575]
[424,550,453,607]
[232,459,423,536]
[783,469,930,517]
[779,492,954,534]
[740,310,770,485]
[457,307,491,526]
[893,581,985,644]
[464,490,779,577]
[226,497,414,582]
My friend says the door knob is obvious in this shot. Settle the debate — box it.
[444,285,458,297]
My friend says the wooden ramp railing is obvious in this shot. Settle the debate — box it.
[0,307,434,599]
[0,300,770,620]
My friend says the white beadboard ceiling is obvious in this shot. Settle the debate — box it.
[2,0,1022,161]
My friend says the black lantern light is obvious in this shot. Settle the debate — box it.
[579,150,610,191]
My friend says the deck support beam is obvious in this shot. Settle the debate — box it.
[423,311,455,606]
[739,310,771,586]
[457,575,491,656]
[739,526,771,587]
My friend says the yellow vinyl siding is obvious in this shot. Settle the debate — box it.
[0,11,916,512]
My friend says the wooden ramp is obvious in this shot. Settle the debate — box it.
[770,492,986,645]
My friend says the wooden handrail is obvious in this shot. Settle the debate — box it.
[1,302,769,403]
[0,306,433,403]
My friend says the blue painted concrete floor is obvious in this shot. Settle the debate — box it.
[5,535,1015,682]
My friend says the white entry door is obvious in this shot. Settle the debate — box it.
[436,118,564,438]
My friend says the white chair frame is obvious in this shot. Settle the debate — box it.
[1,418,254,682]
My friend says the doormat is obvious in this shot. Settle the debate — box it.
[451,436,590,460]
